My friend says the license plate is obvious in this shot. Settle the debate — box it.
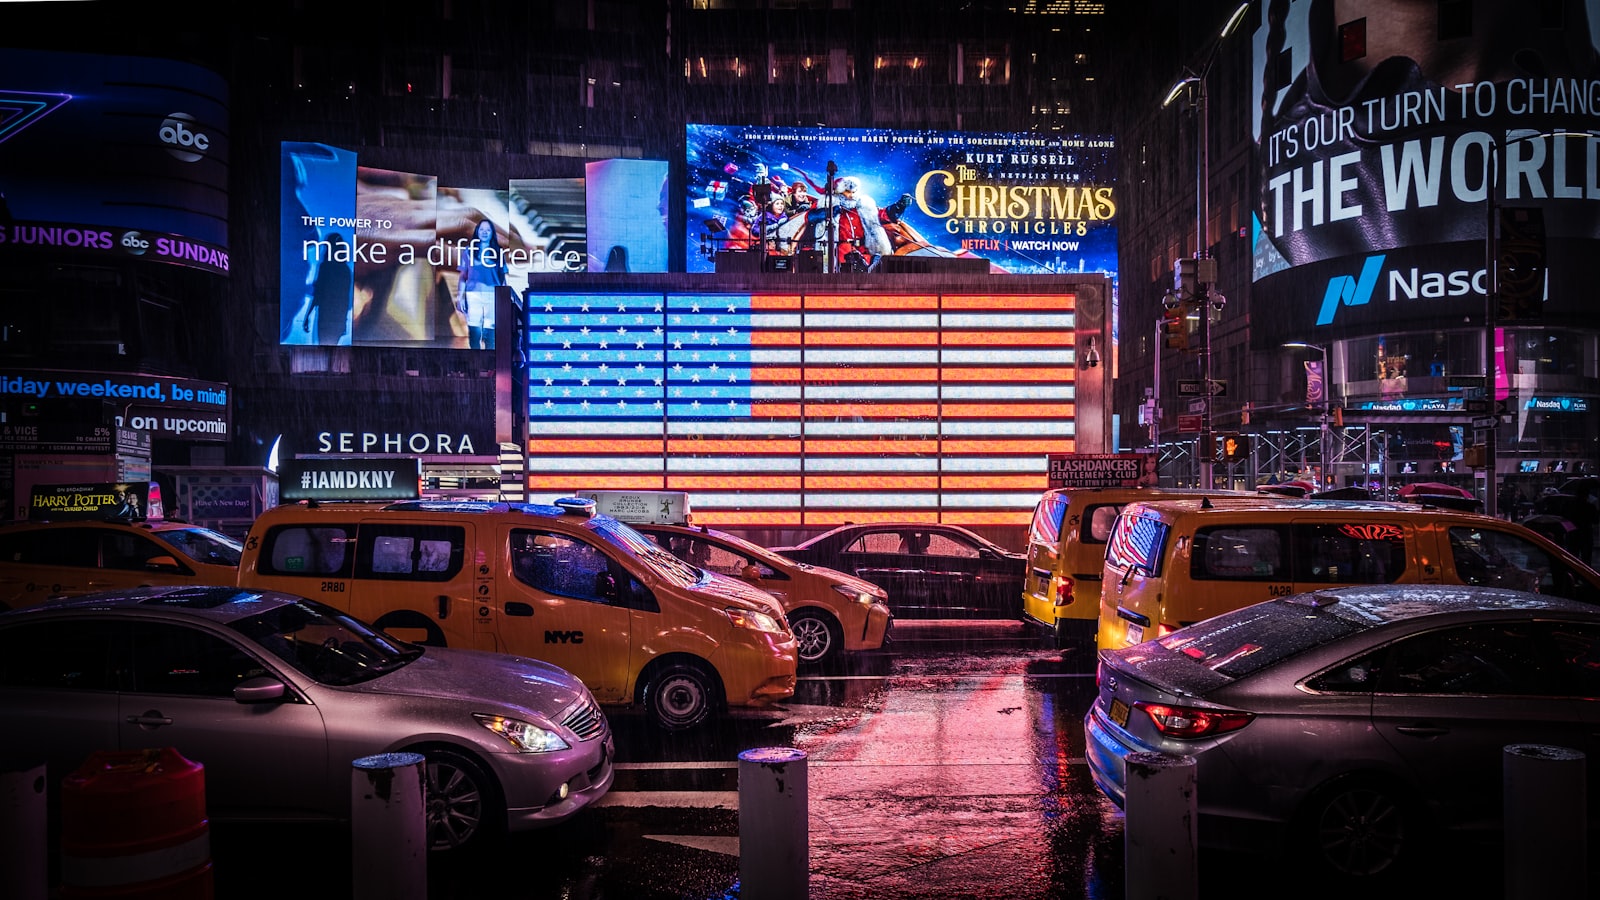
[1123,622,1144,645]
[1109,697,1130,728]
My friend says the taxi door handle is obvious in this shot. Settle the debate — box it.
[437,595,450,619]
[127,710,173,727]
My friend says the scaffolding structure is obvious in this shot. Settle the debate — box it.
[1154,425,1395,494]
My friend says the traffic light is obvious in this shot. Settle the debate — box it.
[1161,308,1189,350]
[1221,433,1250,463]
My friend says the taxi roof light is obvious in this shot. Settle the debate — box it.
[553,497,597,518]
[573,490,692,526]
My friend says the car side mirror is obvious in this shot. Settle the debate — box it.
[145,555,183,571]
[234,674,287,704]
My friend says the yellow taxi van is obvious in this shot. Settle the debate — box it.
[576,490,892,667]
[1098,495,1600,650]
[1022,485,1272,663]
[238,461,797,730]
[0,482,241,609]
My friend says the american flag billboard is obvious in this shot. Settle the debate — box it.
[522,289,1083,527]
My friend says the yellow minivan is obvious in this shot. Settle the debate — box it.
[1098,496,1600,650]
[577,490,893,667]
[1022,486,1268,664]
[238,496,798,730]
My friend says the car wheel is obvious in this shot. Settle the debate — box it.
[644,661,720,731]
[1053,620,1096,666]
[421,749,503,852]
[790,608,843,666]
[1297,776,1419,880]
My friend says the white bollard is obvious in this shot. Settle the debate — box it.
[1504,743,1586,900]
[352,752,427,900]
[1123,751,1197,900]
[1,760,47,900]
[738,746,809,900]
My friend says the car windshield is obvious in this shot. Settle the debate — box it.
[594,517,703,586]
[162,527,244,567]
[229,597,421,686]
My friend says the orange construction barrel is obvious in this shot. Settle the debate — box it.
[59,747,213,900]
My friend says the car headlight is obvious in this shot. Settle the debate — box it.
[724,606,786,635]
[474,714,571,753]
[831,583,876,605]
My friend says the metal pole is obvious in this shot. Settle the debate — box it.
[1,761,47,900]
[1381,431,1390,496]
[1124,752,1198,900]
[1197,79,1215,490]
[1152,318,1163,485]
[738,747,809,900]
[352,752,427,900]
[1485,139,1499,518]
[1320,345,1332,489]
[1504,744,1586,899]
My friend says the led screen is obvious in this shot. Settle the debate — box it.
[280,142,590,349]
[511,177,587,281]
[685,125,1118,277]
[1249,0,1600,346]
[522,290,1083,527]
[0,49,229,274]
[585,159,668,272]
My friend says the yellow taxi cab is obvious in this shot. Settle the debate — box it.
[1097,495,1600,651]
[1022,485,1267,665]
[238,461,797,730]
[577,490,892,667]
[0,482,241,609]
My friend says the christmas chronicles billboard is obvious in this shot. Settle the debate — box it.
[684,125,1118,277]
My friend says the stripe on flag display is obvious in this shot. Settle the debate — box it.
[523,291,1080,527]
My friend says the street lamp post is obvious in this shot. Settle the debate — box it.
[1480,129,1599,519]
[1161,1,1249,491]
[1285,342,1330,489]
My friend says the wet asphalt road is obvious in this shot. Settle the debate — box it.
[203,620,1512,900]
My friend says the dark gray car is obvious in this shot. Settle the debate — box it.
[770,522,1025,619]
[0,585,614,852]
[1085,585,1600,884]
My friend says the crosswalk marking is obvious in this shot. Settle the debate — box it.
[613,761,737,770]
[642,835,740,855]
[594,790,739,808]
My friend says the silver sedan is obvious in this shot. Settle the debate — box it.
[1085,584,1600,884]
[0,585,614,851]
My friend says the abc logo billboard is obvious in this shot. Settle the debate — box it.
[159,112,210,162]
[120,231,150,256]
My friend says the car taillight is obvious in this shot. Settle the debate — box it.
[1054,576,1075,606]
[1133,701,1254,739]
[1157,622,1179,638]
